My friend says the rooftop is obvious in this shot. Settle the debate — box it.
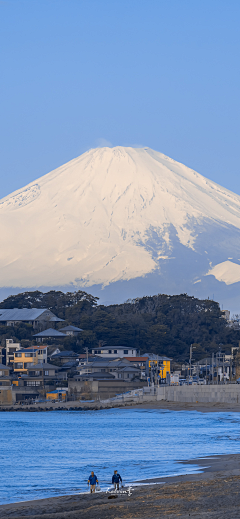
[0,308,54,321]
[59,325,83,332]
[51,350,78,358]
[0,363,10,370]
[76,372,115,379]
[143,354,172,361]
[27,362,60,370]
[92,346,138,350]
[123,357,147,361]
[33,328,68,338]
[25,345,48,350]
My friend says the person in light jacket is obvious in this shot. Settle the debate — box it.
[112,470,122,490]
[88,471,98,493]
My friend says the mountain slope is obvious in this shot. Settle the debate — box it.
[1,146,240,309]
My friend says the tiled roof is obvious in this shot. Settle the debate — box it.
[0,308,53,321]
[0,363,10,370]
[27,362,60,370]
[33,328,67,338]
[51,350,78,358]
[124,357,147,361]
[59,325,83,332]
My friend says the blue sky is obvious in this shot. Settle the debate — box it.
[1,0,240,199]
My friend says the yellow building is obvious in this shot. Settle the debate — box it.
[148,356,171,380]
[46,389,67,401]
[13,348,39,374]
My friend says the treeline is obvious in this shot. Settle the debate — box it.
[0,290,239,362]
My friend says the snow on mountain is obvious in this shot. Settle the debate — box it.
[1,146,240,309]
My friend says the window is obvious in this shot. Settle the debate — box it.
[44,371,49,376]
[114,350,117,354]
[15,363,23,369]
[94,350,98,354]
[0,371,3,376]
[24,353,32,358]
[15,353,22,358]
[26,381,41,386]
[108,350,112,354]
[124,350,128,354]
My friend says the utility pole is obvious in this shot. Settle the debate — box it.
[212,353,214,385]
[223,353,225,384]
[189,344,193,384]
[85,347,89,364]
[206,358,208,384]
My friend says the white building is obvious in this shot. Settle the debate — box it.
[6,339,21,366]
[90,345,140,358]
[25,345,48,363]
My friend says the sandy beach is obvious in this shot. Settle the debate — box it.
[2,398,240,414]
[1,453,240,518]
[130,400,240,413]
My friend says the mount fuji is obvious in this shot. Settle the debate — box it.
[1,146,240,311]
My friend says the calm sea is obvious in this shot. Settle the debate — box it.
[1,408,240,504]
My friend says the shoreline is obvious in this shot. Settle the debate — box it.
[1,399,240,413]
[1,454,240,518]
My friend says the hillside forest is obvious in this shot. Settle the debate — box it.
[0,290,239,362]
[0,290,240,362]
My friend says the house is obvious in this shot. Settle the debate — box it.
[0,364,12,405]
[33,328,68,343]
[0,308,64,328]
[50,350,79,365]
[13,348,39,374]
[12,362,66,396]
[47,346,61,359]
[0,363,11,377]
[60,360,79,375]
[90,345,140,358]
[27,362,60,378]
[6,339,21,366]
[116,366,142,380]
[59,325,83,336]
[24,345,48,364]
[123,357,148,374]
[77,358,142,380]
[76,371,116,381]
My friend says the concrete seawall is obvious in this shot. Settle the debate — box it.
[156,385,240,404]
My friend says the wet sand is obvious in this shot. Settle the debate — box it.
[129,400,240,413]
[1,454,240,518]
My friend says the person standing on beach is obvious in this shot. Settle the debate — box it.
[88,471,98,493]
[112,470,122,490]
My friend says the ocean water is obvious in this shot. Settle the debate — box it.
[1,408,240,504]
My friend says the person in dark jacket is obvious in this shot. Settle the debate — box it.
[88,471,98,493]
[112,470,122,490]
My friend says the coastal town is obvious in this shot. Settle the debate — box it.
[0,305,240,407]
